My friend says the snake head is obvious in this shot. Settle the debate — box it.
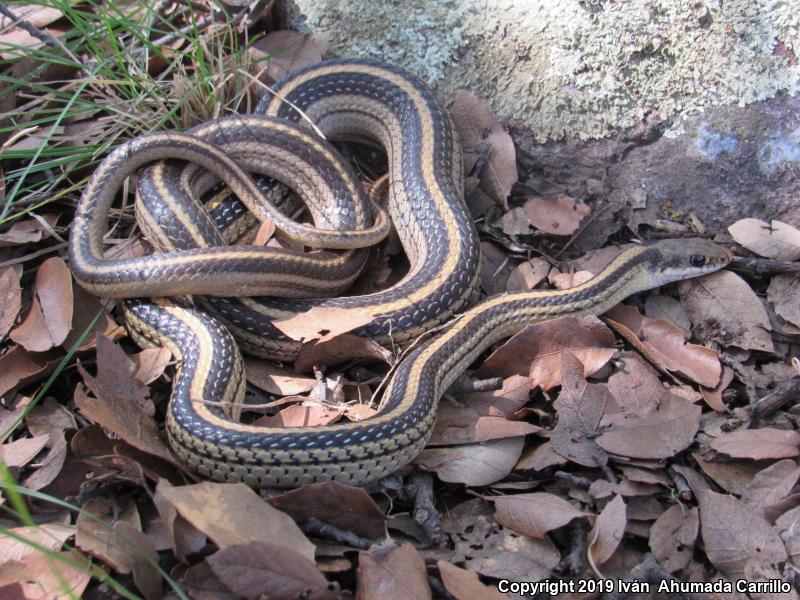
[647,238,732,285]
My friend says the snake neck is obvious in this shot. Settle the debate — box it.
[382,246,657,416]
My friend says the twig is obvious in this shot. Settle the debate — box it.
[0,1,80,64]
[447,375,503,395]
[301,517,372,550]
[556,519,588,575]
[748,376,800,419]
[408,472,446,546]
[729,255,800,276]
[554,471,593,488]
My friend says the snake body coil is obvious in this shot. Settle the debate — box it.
[69,60,732,488]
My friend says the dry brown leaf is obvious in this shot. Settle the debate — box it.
[499,207,534,235]
[64,282,122,352]
[679,270,774,353]
[0,266,21,340]
[22,429,67,491]
[644,294,692,337]
[249,30,329,83]
[604,304,721,388]
[697,489,787,578]
[75,335,174,465]
[493,492,590,538]
[767,274,800,328]
[550,352,611,468]
[430,403,542,445]
[548,269,594,290]
[272,306,377,343]
[776,506,800,566]
[477,316,616,391]
[256,402,344,427]
[0,523,74,563]
[589,495,626,565]
[596,394,701,460]
[152,486,207,563]
[155,480,315,561]
[740,459,800,515]
[606,353,663,415]
[35,256,73,345]
[649,505,699,573]
[0,550,91,599]
[25,396,76,436]
[268,481,386,539]
[506,257,550,292]
[700,365,734,413]
[0,345,57,398]
[437,561,507,600]
[75,497,161,600]
[448,90,517,209]
[728,218,800,261]
[523,195,591,236]
[443,507,560,580]
[515,441,568,472]
[415,436,525,486]
[0,215,56,246]
[458,375,532,418]
[357,544,430,600]
[244,359,317,396]
[710,428,800,460]
[132,348,172,384]
[206,542,335,600]
[691,453,760,495]
[295,332,393,372]
[0,434,48,468]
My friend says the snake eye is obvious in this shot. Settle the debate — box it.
[690,255,706,267]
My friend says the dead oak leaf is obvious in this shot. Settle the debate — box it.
[697,489,787,578]
[492,492,590,539]
[268,481,386,540]
[0,266,21,340]
[476,316,616,392]
[10,257,73,351]
[551,352,612,468]
[448,90,517,209]
[295,332,393,373]
[679,270,774,353]
[157,480,315,560]
[249,30,330,84]
[437,561,507,600]
[244,359,317,396]
[596,394,700,460]
[415,436,525,486]
[589,495,626,566]
[506,257,550,292]
[710,428,800,460]
[207,542,335,600]
[767,274,800,329]
[649,504,699,573]
[740,459,800,517]
[523,195,590,236]
[272,306,377,344]
[430,403,542,445]
[458,375,532,418]
[728,218,800,261]
[604,303,721,388]
[357,544,430,600]
[75,334,174,465]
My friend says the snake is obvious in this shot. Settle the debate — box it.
[68,59,732,488]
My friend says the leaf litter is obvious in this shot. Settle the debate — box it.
[1,2,799,597]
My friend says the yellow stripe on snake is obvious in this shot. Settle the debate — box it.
[69,60,731,488]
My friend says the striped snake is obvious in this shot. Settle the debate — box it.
[69,60,732,488]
